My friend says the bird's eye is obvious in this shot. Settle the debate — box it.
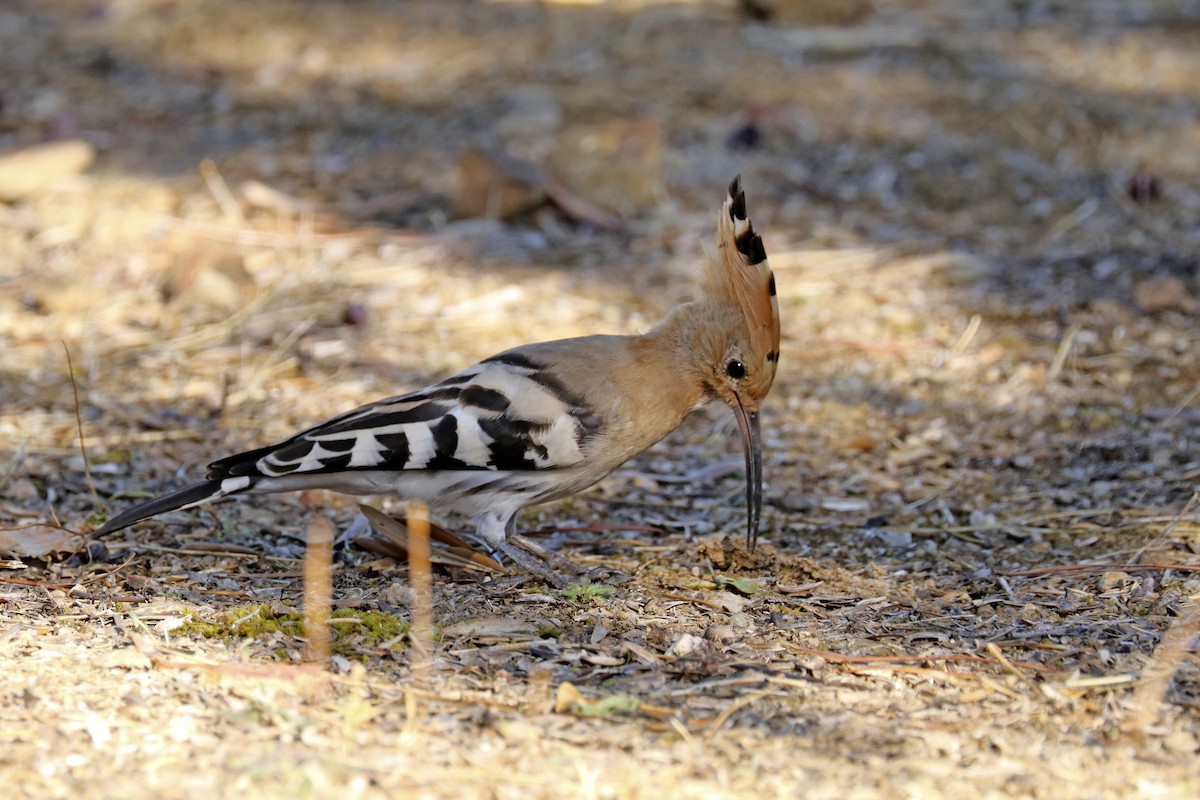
[725,359,746,380]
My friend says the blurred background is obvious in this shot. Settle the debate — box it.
[3,0,1197,533]
[2,1,1199,797]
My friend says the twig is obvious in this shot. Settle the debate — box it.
[77,554,139,586]
[179,541,261,556]
[208,567,344,579]
[838,665,1028,699]
[103,542,289,561]
[952,314,982,354]
[985,642,1048,703]
[67,592,147,603]
[1038,198,1099,250]
[0,554,138,590]
[1005,562,1200,578]
[787,643,1053,673]
[1126,492,1199,565]
[703,689,768,743]
[660,593,730,611]
[1157,382,1200,427]
[1046,323,1080,383]
[199,159,244,222]
[904,504,1200,540]
[63,342,99,510]
[523,522,664,536]
[668,716,697,746]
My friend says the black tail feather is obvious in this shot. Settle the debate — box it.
[207,443,284,479]
[93,480,227,537]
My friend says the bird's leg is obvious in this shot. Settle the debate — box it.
[338,511,373,547]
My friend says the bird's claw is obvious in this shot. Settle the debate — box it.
[496,540,575,589]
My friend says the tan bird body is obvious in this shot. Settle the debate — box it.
[95,178,781,583]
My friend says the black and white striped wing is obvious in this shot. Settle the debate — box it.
[205,354,603,485]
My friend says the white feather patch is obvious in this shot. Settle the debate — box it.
[533,414,585,467]
[449,408,492,467]
[349,432,386,468]
[403,423,436,469]
[220,476,252,493]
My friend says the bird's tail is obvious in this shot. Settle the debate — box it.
[93,480,232,537]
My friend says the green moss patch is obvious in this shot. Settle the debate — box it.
[178,604,409,653]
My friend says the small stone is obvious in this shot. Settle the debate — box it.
[29,277,96,315]
[452,148,545,220]
[341,303,369,327]
[873,528,913,549]
[0,139,96,202]
[669,632,706,658]
[1162,730,1198,754]
[1134,276,1195,314]
[821,498,870,512]
[1099,571,1131,590]
[706,624,737,643]
[1018,603,1043,623]
[1126,173,1161,204]
[239,180,316,216]
[739,0,874,25]
[715,593,749,614]
[6,478,38,502]
[929,252,994,285]
[695,537,730,570]
[161,247,257,313]
[728,612,753,630]
[547,118,662,219]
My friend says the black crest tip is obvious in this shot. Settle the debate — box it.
[735,228,767,265]
[728,175,747,221]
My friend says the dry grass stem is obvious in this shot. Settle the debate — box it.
[406,500,435,670]
[303,515,335,665]
[985,642,1051,704]
[1046,323,1082,383]
[199,159,244,223]
[62,343,98,509]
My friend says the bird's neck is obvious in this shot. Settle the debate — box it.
[630,301,719,410]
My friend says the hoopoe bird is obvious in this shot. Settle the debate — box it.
[95,177,781,585]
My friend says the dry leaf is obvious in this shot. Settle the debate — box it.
[0,526,85,559]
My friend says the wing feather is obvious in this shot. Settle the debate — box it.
[205,358,598,483]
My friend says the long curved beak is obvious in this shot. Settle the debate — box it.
[730,394,762,549]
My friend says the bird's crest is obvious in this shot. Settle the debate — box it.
[702,176,781,394]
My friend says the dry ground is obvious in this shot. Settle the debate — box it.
[2,1,1199,797]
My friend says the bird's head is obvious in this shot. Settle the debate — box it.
[694,176,781,549]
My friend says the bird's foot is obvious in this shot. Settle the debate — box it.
[496,540,575,589]
[500,535,629,589]
[511,534,587,574]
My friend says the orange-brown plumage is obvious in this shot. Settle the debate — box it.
[702,175,781,406]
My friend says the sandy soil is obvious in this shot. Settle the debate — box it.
[2,1,1198,797]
